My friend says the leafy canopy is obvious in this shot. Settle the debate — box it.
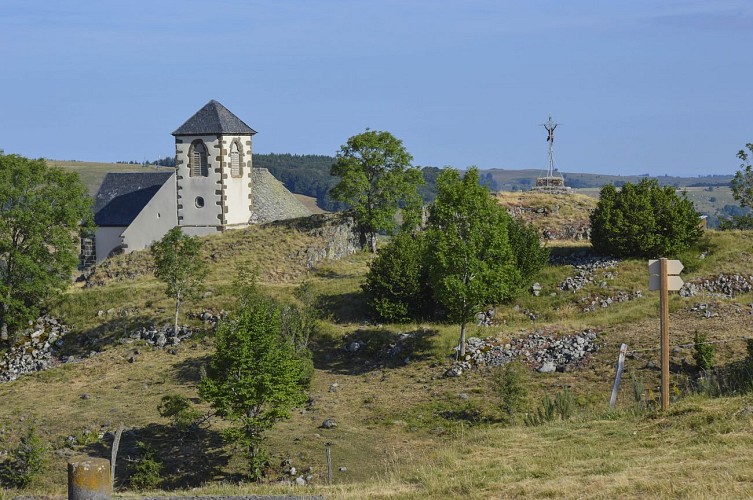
[427,168,520,329]
[362,229,432,322]
[590,178,702,258]
[330,130,423,251]
[363,168,548,330]
[731,143,753,209]
[151,227,208,333]
[723,143,753,229]
[0,155,93,341]
[199,284,310,480]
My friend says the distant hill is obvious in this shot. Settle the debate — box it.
[49,157,737,227]
[483,168,734,192]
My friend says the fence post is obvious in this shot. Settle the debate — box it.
[326,444,332,486]
[610,343,628,410]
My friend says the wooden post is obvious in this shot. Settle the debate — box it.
[110,424,124,490]
[68,456,111,500]
[610,343,628,410]
[660,258,670,411]
[326,445,332,486]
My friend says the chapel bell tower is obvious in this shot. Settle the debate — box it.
[172,100,256,236]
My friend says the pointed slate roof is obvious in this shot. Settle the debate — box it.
[172,100,257,136]
[94,172,174,226]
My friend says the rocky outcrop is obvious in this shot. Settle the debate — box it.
[287,214,360,269]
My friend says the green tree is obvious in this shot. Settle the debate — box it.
[0,423,47,488]
[731,143,753,208]
[330,130,423,252]
[362,229,432,322]
[723,143,753,229]
[427,168,521,357]
[199,290,309,480]
[151,227,208,335]
[0,155,93,343]
[590,179,702,258]
[507,217,550,293]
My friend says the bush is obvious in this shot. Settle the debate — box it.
[590,179,702,258]
[129,441,163,490]
[158,395,203,436]
[0,424,46,488]
[362,230,432,322]
[491,362,528,422]
[525,388,575,426]
[363,170,547,325]
[508,218,550,293]
[199,289,310,481]
[693,332,716,371]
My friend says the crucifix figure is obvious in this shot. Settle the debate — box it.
[544,115,557,145]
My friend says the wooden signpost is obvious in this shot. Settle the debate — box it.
[648,258,684,411]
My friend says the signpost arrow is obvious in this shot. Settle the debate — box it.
[649,274,684,291]
[648,259,684,275]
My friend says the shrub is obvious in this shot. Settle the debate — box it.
[525,395,556,426]
[362,230,431,322]
[0,424,46,488]
[129,441,163,490]
[508,218,550,293]
[693,332,716,371]
[590,179,702,258]
[491,362,528,422]
[525,388,575,426]
[158,395,203,436]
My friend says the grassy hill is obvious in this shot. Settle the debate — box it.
[2,205,753,498]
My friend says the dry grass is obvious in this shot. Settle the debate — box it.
[5,228,753,497]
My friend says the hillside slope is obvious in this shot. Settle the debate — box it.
[2,214,753,497]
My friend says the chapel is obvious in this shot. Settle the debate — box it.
[82,100,310,265]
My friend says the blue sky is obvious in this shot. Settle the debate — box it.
[1,1,751,176]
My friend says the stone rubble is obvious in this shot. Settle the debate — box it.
[0,316,69,383]
[121,324,194,348]
[444,329,599,377]
[680,274,753,298]
[557,256,621,292]
[580,290,643,313]
[0,313,213,383]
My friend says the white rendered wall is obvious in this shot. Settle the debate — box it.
[221,134,253,226]
[121,174,178,252]
[95,226,125,263]
[175,134,253,231]
[175,135,223,230]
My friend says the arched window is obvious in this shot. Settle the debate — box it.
[189,141,208,177]
[230,141,241,178]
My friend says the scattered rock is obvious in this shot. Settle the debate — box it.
[321,419,337,429]
[681,274,753,298]
[538,361,556,373]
